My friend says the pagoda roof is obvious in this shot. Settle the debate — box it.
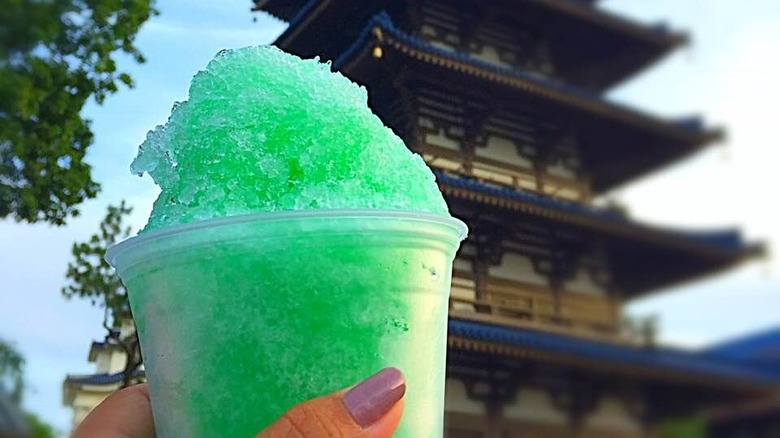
[254,0,686,90]
[708,394,780,425]
[515,0,686,89]
[87,340,122,362]
[704,327,780,377]
[64,368,145,386]
[706,327,780,361]
[436,171,764,296]
[334,13,721,193]
[335,13,689,138]
[254,0,606,23]
[448,318,780,391]
[251,0,309,22]
[64,372,134,386]
[87,328,123,361]
[62,370,146,405]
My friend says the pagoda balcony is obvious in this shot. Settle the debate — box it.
[420,144,591,203]
[332,13,723,193]
[255,0,687,91]
[436,171,764,297]
[447,272,657,347]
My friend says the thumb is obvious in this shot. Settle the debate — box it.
[257,367,406,438]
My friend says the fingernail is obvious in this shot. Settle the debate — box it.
[342,367,406,428]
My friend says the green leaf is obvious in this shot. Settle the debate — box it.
[62,201,134,324]
[0,339,25,405]
[0,0,157,225]
[118,72,133,87]
[25,412,56,438]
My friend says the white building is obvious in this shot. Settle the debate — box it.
[62,321,144,430]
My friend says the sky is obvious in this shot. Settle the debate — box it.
[0,0,778,434]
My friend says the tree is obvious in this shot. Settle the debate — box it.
[26,413,56,438]
[62,201,133,320]
[62,201,141,387]
[0,340,56,438]
[660,416,705,438]
[0,0,157,225]
[0,338,24,404]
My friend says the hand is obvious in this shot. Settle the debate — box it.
[73,367,406,438]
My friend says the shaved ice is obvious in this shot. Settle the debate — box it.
[131,46,449,232]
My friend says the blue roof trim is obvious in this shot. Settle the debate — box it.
[333,13,705,137]
[331,12,378,69]
[255,0,313,23]
[435,170,752,253]
[65,370,144,386]
[339,13,593,99]
[284,0,321,32]
[271,0,675,39]
[706,327,780,363]
[448,319,780,383]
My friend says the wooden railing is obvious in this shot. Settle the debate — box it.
[448,273,656,346]
[419,143,591,202]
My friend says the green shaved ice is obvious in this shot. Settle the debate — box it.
[132,46,449,232]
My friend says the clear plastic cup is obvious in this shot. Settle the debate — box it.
[107,209,467,437]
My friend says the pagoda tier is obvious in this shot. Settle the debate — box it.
[447,319,780,389]
[445,318,780,437]
[253,0,686,90]
[440,169,761,344]
[438,171,763,298]
[332,13,720,194]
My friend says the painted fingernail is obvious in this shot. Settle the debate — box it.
[342,367,406,428]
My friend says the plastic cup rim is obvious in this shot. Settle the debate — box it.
[106,209,468,266]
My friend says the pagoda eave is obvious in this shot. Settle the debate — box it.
[258,0,686,49]
[708,395,780,425]
[531,0,688,46]
[447,319,780,396]
[62,370,146,406]
[87,341,123,362]
[594,30,688,91]
[334,15,720,192]
[525,0,689,49]
[592,127,723,193]
[436,172,756,260]
[436,171,763,297]
[337,16,710,146]
[256,0,686,90]
[272,0,335,51]
[250,0,308,21]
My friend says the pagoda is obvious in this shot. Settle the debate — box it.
[62,322,144,431]
[251,0,778,436]
[705,328,780,438]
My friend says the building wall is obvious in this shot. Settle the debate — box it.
[108,349,128,374]
[445,378,486,416]
[488,253,547,286]
[583,396,643,437]
[415,0,557,77]
[564,266,606,296]
[65,322,138,432]
[476,135,534,169]
[503,387,567,424]
[70,389,115,428]
[444,378,645,438]
[93,348,127,374]
[93,351,111,373]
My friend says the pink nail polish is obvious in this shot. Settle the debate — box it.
[342,367,406,428]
